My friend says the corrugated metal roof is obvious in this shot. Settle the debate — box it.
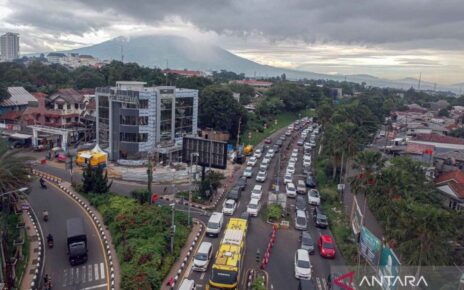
[1,87,37,107]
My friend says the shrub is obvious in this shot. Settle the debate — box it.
[265,204,283,221]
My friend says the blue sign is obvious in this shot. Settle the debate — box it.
[359,226,381,266]
[378,246,401,290]
[227,144,234,152]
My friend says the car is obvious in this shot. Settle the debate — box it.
[236,176,248,191]
[276,139,284,147]
[318,234,336,258]
[291,152,298,159]
[222,199,237,215]
[251,184,263,200]
[192,242,213,272]
[247,156,258,167]
[254,149,262,159]
[307,189,320,205]
[243,166,253,178]
[286,182,297,197]
[295,210,308,230]
[265,152,273,159]
[284,173,293,185]
[286,164,296,174]
[247,198,261,216]
[304,142,311,150]
[260,158,270,171]
[297,180,307,194]
[300,231,315,254]
[303,165,312,175]
[289,156,298,164]
[256,170,267,182]
[294,249,312,280]
[303,159,311,168]
[310,141,316,148]
[295,195,307,211]
[297,139,304,146]
[304,147,312,155]
[268,148,275,157]
[285,130,292,136]
[314,213,328,228]
[305,175,316,188]
[265,138,272,144]
[226,186,241,201]
[292,148,299,154]
[279,135,286,142]
[233,153,245,164]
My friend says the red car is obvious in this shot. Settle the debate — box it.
[318,234,336,258]
[265,138,272,144]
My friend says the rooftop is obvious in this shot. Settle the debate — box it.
[413,133,464,145]
[49,88,83,104]
[1,87,37,107]
[435,170,464,199]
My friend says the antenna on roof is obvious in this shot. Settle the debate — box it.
[418,72,422,90]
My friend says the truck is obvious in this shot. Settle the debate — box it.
[66,218,88,266]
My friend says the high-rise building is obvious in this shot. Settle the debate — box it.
[96,81,199,161]
[0,32,20,61]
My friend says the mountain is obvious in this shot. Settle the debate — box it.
[54,35,459,93]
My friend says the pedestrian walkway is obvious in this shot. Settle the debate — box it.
[20,209,42,290]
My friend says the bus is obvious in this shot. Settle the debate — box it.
[209,217,248,289]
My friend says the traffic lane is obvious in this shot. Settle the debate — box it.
[28,180,108,290]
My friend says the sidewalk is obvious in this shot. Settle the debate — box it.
[20,209,43,290]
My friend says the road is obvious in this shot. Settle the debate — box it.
[184,121,347,290]
[28,179,109,290]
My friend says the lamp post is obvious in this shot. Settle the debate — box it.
[188,152,199,226]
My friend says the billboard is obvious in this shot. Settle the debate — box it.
[351,196,363,236]
[378,246,401,290]
[359,226,381,267]
[182,137,228,169]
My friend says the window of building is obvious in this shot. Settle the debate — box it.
[66,118,71,123]
[45,117,50,123]
[75,103,79,109]
[138,116,149,125]
[120,115,137,125]
[67,104,71,110]
[75,117,79,122]
[58,104,63,110]
[139,99,149,109]
[120,133,148,142]
[122,102,137,109]
[160,98,173,141]
[175,97,194,137]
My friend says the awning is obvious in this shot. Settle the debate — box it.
[10,133,32,140]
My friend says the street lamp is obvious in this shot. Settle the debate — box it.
[188,152,199,226]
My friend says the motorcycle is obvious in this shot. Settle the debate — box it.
[43,211,49,222]
[47,235,54,248]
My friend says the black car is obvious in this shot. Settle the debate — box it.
[236,176,247,191]
[272,144,280,152]
[226,186,241,201]
[305,175,316,188]
[276,139,284,147]
[299,231,315,254]
[295,195,307,211]
[299,278,316,290]
[303,165,312,175]
[233,153,245,164]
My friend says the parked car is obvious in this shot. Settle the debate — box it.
[300,231,315,254]
[276,139,284,147]
[260,158,270,171]
[256,170,267,183]
[289,156,298,164]
[247,198,261,216]
[286,182,297,198]
[265,152,273,160]
[265,137,272,144]
[284,173,293,185]
[236,176,247,191]
[295,195,307,211]
[307,189,321,205]
[303,159,311,168]
[318,234,336,259]
[251,184,263,200]
[305,175,316,188]
[285,130,292,136]
[297,180,307,194]
[222,199,237,215]
[295,210,308,230]
[291,152,298,159]
[272,144,280,153]
[303,165,312,175]
[294,249,312,280]
[226,186,241,201]
[243,166,253,178]
[297,139,304,146]
[254,149,262,159]
[268,148,275,157]
[247,156,258,167]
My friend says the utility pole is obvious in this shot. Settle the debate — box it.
[147,154,153,194]
[188,152,198,227]
[170,203,175,253]
[236,116,242,149]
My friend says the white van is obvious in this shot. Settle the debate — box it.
[178,279,195,290]
[192,241,213,272]
[206,212,224,237]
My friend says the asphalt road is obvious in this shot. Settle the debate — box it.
[183,121,348,290]
[28,179,109,290]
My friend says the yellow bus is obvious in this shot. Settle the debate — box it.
[209,218,248,289]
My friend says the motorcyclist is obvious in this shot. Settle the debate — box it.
[39,177,46,188]
[47,234,53,242]
[43,210,49,221]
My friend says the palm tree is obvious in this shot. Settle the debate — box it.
[350,150,385,197]
[0,139,31,193]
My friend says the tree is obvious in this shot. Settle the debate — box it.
[81,162,95,193]
[350,150,385,197]
[0,139,31,193]
[93,166,112,194]
[316,99,334,127]
[131,189,150,204]
[228,83,255,105]
[438,108,450,117]
[73,67,106,89]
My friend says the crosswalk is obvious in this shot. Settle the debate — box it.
[62,262,106,287]
[315,277,328,290]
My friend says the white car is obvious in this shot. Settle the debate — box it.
[286,182,297,198]
[243,166,253,178]
[304,142,311,150]
[222,199,237,215]
[268,149,275,158]
[287,164,296,174]
[284,173,293,185]
[294,249,312,280]
[254,149,262,159]
[304,154,311,162]
[265,152,273,160]
[289,156,298,164]
[307,189,321,206]
[303,159,311,167]
[256,170,267,183]
[247,156,258,167]
[292,148,299,154]
[247,198,261,216]
[251,184,263,200]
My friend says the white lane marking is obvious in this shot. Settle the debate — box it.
[88,264,93,282]
[80,283,108,290]
[63,269,68,287]
[94,263,100,280]
[76,267,80,284]
[100,262,105,279]
[69,267,74,285]
[82,266,86,283]
[200,272,206,280]
[321,278,328,290]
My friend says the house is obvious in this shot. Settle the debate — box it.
[434,150,464,173]
[408,133,464,152]
[0,87,37,124]
[435,170,464,211]
[47,89,84,127]
[47,52,66,64]
[402,143,434,163]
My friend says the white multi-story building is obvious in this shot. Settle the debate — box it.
[0,32,20,61]
[95,81,199,161]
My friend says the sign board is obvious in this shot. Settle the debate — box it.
[378,246,401,290]
[360,226,381,267]
[182,137,228,169]
[351,196,363,236]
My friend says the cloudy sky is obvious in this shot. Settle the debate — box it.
[1,0,463,84]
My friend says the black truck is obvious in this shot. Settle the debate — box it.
[66,218,88,266]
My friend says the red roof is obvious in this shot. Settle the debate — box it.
[405,143,434,155]
[436,170,464,199]
[32,92,47,99]
[414,133,464,145]
[0,111,22,121]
